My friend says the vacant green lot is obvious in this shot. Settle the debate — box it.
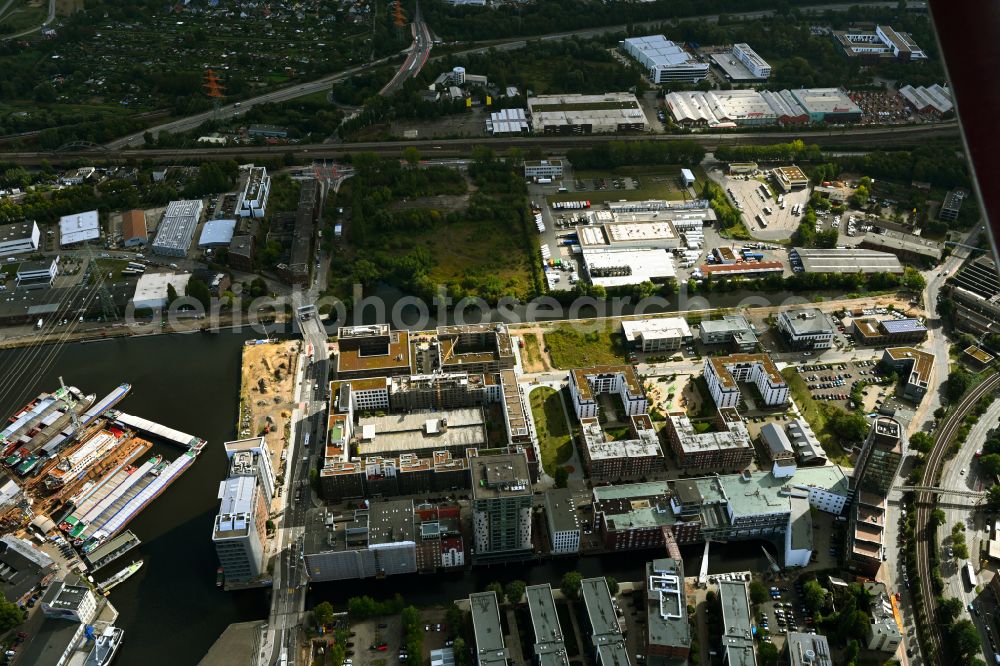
[782,368,850,465]
[530,386,574,476]
[90,259,131,284]
[543,325,626,369]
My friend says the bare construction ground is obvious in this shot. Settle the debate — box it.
[238,341,300,487]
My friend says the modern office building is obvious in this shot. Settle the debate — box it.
[851,318,928,346]
[645,558,691,664]
[848,416,904,576]
[528,93,648,134]
[223,437,276,504]
[880,347,933,402]
[15,257,59,289]
[237,166,271,218]
[698,315,758,351]
[787,631,832,666]
[719,581,757,666]
[772,165,809,192]
[620,35,709,83]
[470,452,533,562]
[525,584,571,666]
[152,199,203,257]
[544,488,581,555]
[834,24,926,61]
[580,577,631,666]
[621,317,693,352]
[865,581,904,652]
[776,308,835,350]
[470,591,509,666]
[40,576,98,624]
[0,220,40,255]
[947,255,1000,335]
[524,159,564,179]
[334,324,413,380]
[212,474,268,583]
[703,353,789,409]
[303,499,418,582]
[732,43,771,78]
[939,188,966,222]
[59,210,100,247]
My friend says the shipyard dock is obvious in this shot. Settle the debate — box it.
[111,412,207,452]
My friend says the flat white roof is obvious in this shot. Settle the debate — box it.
[621,317,692,342]
[198,218,237,246]
[131,272,192,309]
[583,248,675,287]
[59,210,100,246]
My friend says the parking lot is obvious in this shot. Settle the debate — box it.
[794,359,895,411]
[720,174,811,239]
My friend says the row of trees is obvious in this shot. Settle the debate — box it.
[566,140,705,169]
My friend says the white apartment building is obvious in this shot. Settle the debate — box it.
[212,475,267,583]
[0,220,40,256]
[237,166,271,218]
[569,366,648,419]
[703,354,789,409]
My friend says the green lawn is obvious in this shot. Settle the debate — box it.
[543,325,626,369]
[782,368,851,465]
[89,259,130,284]
[553,165,695,204]
[529,386,574,476]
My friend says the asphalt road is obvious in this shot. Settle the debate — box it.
[0,0,54,41]
[380,1,432,96]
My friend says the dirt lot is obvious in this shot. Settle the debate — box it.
[239,340,300,490]
[390,107,488,139]
[646,373,693,414]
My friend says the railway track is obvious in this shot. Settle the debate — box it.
[915,372,1000,664]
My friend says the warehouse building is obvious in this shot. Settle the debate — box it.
[834,25,926,61]
[228,235,254,272]
[851,317,928,346]
[665,90,777,127]
[704,353,789,409]
[487,108,529,136]
[880,347,933,402]
[859,229,942,265]
[789,88,863,123]
[121,210,148,247]
[698,261,784,279]
[130,272,192,310]
[698,315,758,352]
[621,35,709,83]
[581,247,675,287]
[621,317,693,352]
[758,422,798,478]
[152,200,203,257]
[578,220,681,251]
[776,308,835,350]
[523,159,563,180]
[790,247,903,274]
[710,43,772,83]
[528,93,649,134]
[198,219,237,248]
[59,210,100,247]
[0,220,40,256]
[898,84,952,114]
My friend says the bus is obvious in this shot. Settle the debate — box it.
[964,561,977,587]
[756,214,768,229]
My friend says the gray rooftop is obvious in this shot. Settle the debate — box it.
[357,409,486,455]
[544,488,581,533]
[471,452,532,500]
[469,591,508,665]
[787,632,832,666]
[719,581,757,666]
[760,422,795,458]
[779,309,834,336]
[525,584,570,666]
[646,558,691,652]
[152,199,203,254]
[581,578,627,653]
[792,247,903,274]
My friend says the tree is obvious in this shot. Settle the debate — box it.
[910,431,934,454]
[166,282,179,306]
[843,639,860,666]
[312,601,335,628]
[486,582,504,600]
[749,581,769,606]
[903,266,926,291]
[553,466,569,488]
[802,580,826,612]
[505,580,526,605]
[606,577,619,596]
[757,641,779,665]
[980,453,1000,479]
[931,508,946,526]
[938,596,963,622]
[826,409,868,443]
[185,277,212,309]
[987,485,1000,512]
[560,572,583,600]
[946,368,974,403]
[0,598,23,633]
[952,619,982,658]
[954,542,969,559]
[402,146,421,166]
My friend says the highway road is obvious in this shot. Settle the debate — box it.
[0,0,54,41]
[84,0,900,148]
[380,1,432,96]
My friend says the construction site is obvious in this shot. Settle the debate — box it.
[237,339,300,483]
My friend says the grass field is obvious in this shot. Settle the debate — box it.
[90,259,130,284]
[543,325,626,369]
[403,215,535,300]
[0,0,46,33]
[782,368,851,465]
[529,386,574,476]
[521,333,546,371]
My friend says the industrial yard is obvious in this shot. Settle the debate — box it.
[237,339,300,476]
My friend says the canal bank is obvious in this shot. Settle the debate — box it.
[0,331,269,666]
